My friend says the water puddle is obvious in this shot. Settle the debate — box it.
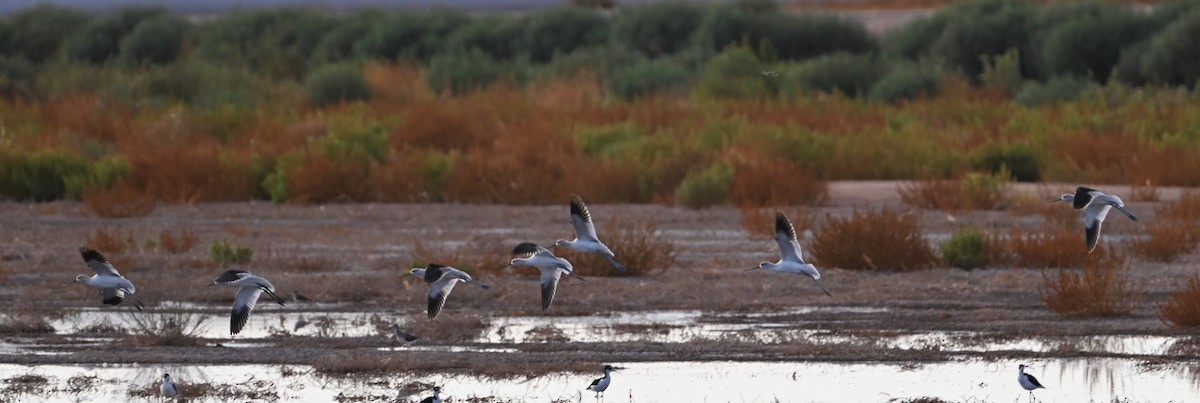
[52,308,387,340]
[1,358,1196,402]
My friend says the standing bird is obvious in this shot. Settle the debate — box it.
[209,270,287,335]
[74,247,145,311]
[586,365,618,398]
[1017,364,1045,402]
[749,211,831,297]
[160,373,177,400]
[391,324,419,345]
[420,386,442,403]
[510,242,584,311]
[291,290,311,303]
[555,195,627,272]
[408,263,490,319]
[1055,186,1138,252]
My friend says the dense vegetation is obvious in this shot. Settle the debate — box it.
[1,0,1200,206]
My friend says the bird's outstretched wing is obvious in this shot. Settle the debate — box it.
[774,211,804,263]
[570,195,600,241]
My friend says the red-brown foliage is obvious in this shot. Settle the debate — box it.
[898,174,1008,211]
[85,228,136,256]
[284,154,374,203]
[808,208,935,271]
[728,157,828,207]
[1040,250,1138,317]
[159,228,198,255]
[1006,224,1106,269]
[738,206,813,240]
[1161,275,1200,328]
[1132,190,1200,261]
[82,182,157,218]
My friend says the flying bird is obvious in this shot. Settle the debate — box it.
[409,263,490,319]
[555,195,626,272]
[510,242,584,311]
[1017,364,1045,402]
[74,247,144,311]
[209,270,287,335]
[749,211,831,297]
[1055,186,1138,252]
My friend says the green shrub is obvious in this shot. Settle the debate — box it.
[609,58,689,100]
[119,15,188,66]
[612,2,706,57]
[869,61,941,102]
[0,149,91,202]
[136,61,257,105]
[427,49,508,95]
[694,9,876,61]
[195,8,334,79]
[784,52,886,97]
[883,14,948,61]
[519,7,610,63]
[675,163,732,208]
[5,4,89,63]
[444,16,525,60]
[972,143,1044,182]
[1140,10,1200,87]
[420,151,458,202]
[319,126,389,163]
[310,12,383,64]
[574,124,645,159]
[209,238,253,265]
[693,46,771,99]
[305,63,370,106]
[1015,75,1092,106]
[0,56,36,99]
[1112,39,1152,86]
[354,9,468,63]
[921,0,1038,81]
[535,45,643,80]
[63,155,131,200]
[1036,3,1156,81]
[979,48,1025,96]
[61,7,167,64]
[941,226,989,270]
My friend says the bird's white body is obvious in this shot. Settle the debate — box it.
[420,386,442,403]
[210,270,287,335]
[160,373,177,399]
[511,243,583,311]
[586,365,616,397]
[74,247,144,310]
[410,264,490,319]
[1058,187,1138,252]
[1017,364,1045,402]
[556,195,626,272]
[754,211,831,297]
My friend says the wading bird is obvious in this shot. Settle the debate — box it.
[291,290,311,303]
[1017,364,1045,402]
[74,247,145,311]
[1055,186,1138,252]
[408,263,490,319]
[160,373,177,400]
[391,324,419,345]
[749,211,832,297]
[209,270,287,335]
[586,365,618,398]
[555,195,626,272]
[510,242,584,311]
[420,386,442,403]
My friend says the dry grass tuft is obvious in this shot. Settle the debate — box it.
[808,208,935,271]
[410,238,509,277]
[3,374,50,395]
[82,183,157,218]
[85,228,136,256]
[0,310,56,334]
[128,378,277,400]
[1132,191,1200,262]
[1130,178,1160,202]
[159,228,199,254]
[1005,224,1103,268]
[556,218,676,277]
[728,158,828,207]
[313,350,405,375]
[122,311,209,346]
[1161,275,1200,328]
[898,173,1009,211]
[1040,250,1139,317]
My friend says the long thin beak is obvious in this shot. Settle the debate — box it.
[745,267,760,271]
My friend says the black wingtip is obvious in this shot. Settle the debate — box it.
[512,242,541,256]
[775,211,796,239]
[79,247,107,263]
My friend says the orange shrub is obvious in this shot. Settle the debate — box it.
[1006,224,1102,269]
[159,228,198,255]
[898,172,1008,211]
[808,208,935,271]
[82,183,157,218]
[1040,250,1138,317]
[85,228,136,256]
[728,158,828,207]
[1161,275,1200,328]
[284,154,373,203]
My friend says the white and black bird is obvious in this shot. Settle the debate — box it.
[391,324,419,345]
[1055,186,1138,252]
[420,386,442,403]
[408,263,490,319]
[554,195,626,272]
[749,211,831,297]
[160,373,177,400]
[209,270,287,335]
[74,247,145,311]
[586,365,618,398]
[291,290,311,303]
[1017,364,1045,402]
[510,242,584,311]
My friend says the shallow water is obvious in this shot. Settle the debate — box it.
[1,358,1196,402]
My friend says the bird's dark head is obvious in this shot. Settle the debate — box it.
[163,373,170,379]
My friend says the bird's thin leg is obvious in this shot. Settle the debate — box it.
[811,277,832,297]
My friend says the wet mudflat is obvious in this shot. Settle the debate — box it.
[1,182,1199,401]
